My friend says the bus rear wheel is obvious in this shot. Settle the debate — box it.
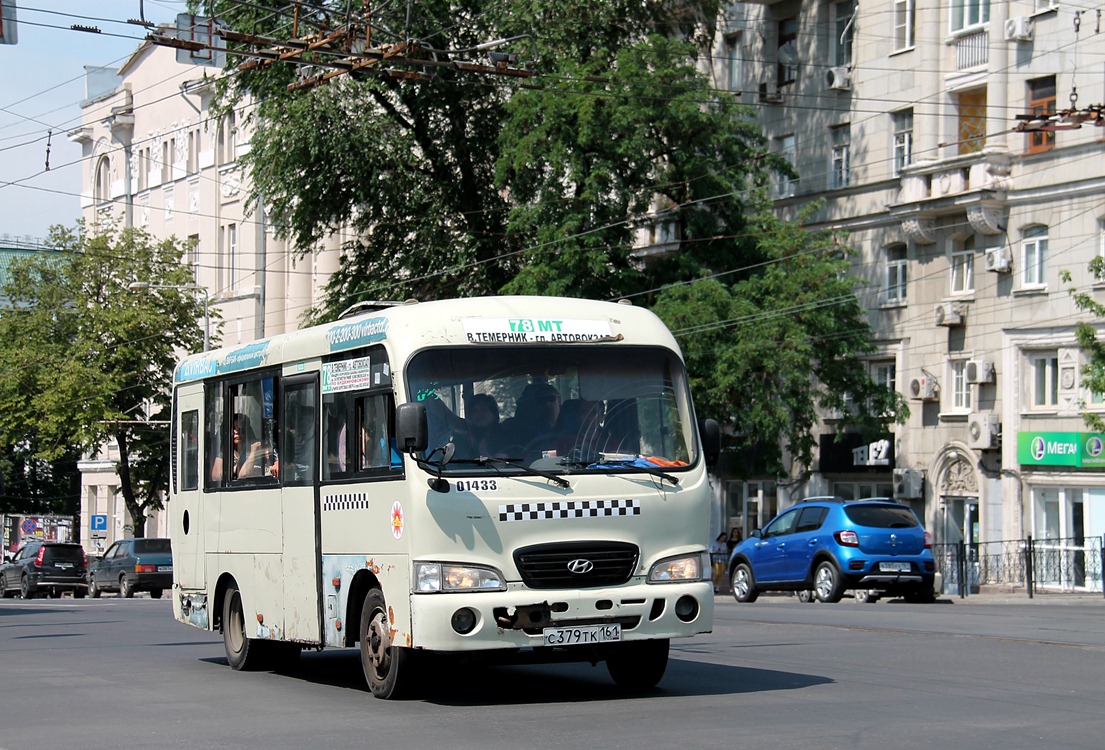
[223,584,267,671]
[359,587,417,699]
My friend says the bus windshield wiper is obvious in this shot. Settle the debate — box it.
[557,454,680,486]
[450,456,570,489]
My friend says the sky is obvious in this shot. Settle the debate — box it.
[0,1,188,243]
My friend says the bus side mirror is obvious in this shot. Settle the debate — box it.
[395,403,428,453]
[699,418,720,467]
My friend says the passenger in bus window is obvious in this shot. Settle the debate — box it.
[231,414,265,479]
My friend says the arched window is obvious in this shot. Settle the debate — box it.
[94,155,111,204]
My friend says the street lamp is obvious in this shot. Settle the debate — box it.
[128,281,211,352]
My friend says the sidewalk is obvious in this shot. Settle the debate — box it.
[943,589,1105,606]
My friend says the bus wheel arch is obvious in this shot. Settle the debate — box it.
[213,572,238,633]
[344,569,382,648]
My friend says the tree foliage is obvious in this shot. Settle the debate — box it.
[0,227,208,535]
[1062,260,1105,431]
[212,0,904,476]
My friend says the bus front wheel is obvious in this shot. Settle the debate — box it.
[359,587,417,699]
[605,638,669,691]
[223,584,267,671]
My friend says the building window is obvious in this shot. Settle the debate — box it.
[1022,225,1048,287]
[187,233,200,281]
[892,109,914,174]
[951,0,990,32]
[831,125,850,189]
[1026,76,1056,154]
[94,155,111,204]
[218,111,237,165]
[777,18,799,86]
[1029,351,1059,408]
[724,33,742,95]
[138,147,149,192]
[220,222,238,290]
[873,361,898,417]
[951,236,975,294]
[1034,0,1058,11]
[833,1,855,67]
[1098,218,1105,262]
[161,138,174,184]
[187,129,200,174]
[774,134,797,198]
[894,0,915,50]
[885,244,907,303]
[957,89,986,155]
[950,360,971,412]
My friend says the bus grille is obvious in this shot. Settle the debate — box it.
[514,542,639,589]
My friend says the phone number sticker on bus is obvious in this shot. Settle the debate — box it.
[462,318,613,344]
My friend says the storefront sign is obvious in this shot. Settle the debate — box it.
[819,434,895,473]
[1017,431,1105,468]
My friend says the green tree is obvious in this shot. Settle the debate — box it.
[1063,261,1105,431]
[0,226,209,536]
[210,0,903,474]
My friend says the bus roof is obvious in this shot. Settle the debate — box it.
[174,296,682,384]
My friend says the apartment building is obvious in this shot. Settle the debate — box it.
[709,1,1105,590]
[68,35,341,550]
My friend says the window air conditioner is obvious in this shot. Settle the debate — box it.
[909,376,938,401]
[985,247,1012,273]
[827,66,852,91]
[966,358,994,384]
[1004,16,1034,42]
[892,468,923,500]
[967,413,1001,450]
[759,81,784,104]
[935,302,963,327]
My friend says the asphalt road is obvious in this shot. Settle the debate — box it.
[1,592,1101,750]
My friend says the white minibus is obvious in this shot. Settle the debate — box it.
[170,296,719,698]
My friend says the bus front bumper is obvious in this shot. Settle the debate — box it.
[409,579,713,652]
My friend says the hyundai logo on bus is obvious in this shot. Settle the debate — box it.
[567,559,594,574]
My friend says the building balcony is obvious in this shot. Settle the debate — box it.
[888,147,1012,244]
[950,27,989,71]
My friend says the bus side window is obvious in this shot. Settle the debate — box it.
[323,393,351,480]
[356,393,399,472]
[282,383,317,484]
[205,385,225,488]
[181,410,200,491]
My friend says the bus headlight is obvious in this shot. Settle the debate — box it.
[414,562,506,592]
[647,552,709,583]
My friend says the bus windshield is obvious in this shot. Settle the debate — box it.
[406,345,698,474]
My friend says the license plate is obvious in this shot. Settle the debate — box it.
[880,562,911,572]
[157,565,173,572]
[55,563,73,569]
[542,623,621,646]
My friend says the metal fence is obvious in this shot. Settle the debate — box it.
[933,535,1105,599]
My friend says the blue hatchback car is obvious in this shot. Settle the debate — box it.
[728,497,936,603]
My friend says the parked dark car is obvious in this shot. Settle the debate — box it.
[728,497,936,604]
[88,538,173,598]
[1,541,88,599]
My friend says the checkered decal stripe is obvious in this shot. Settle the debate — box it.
[498,499,640,522]
[322,493,371,512]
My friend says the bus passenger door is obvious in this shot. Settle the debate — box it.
[279,375,322,644]
[172,386,206,593]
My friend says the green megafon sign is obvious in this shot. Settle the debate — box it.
[1017,432,1105,468]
